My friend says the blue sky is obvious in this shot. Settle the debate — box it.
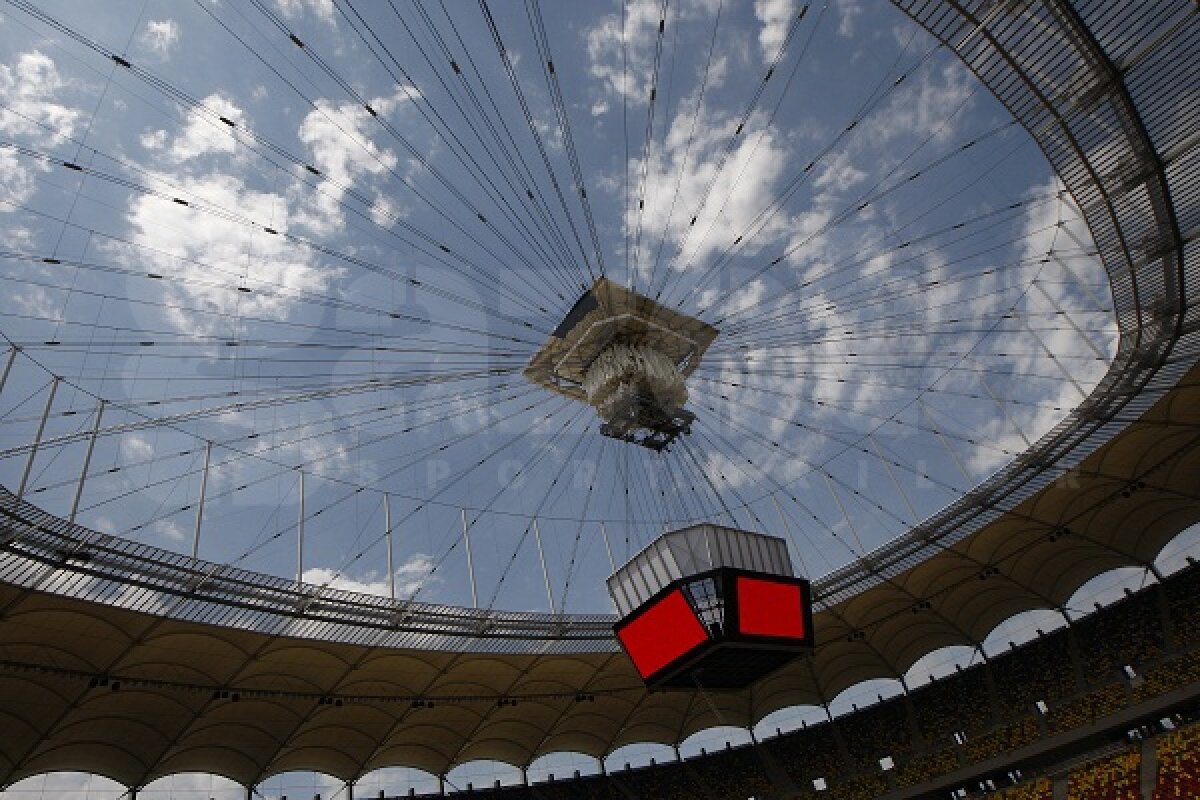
[0,0,1121,619]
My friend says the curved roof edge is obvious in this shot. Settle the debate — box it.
[817,0,1196,609]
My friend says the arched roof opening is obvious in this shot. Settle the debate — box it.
[1064,567,1160,621]
[753,704,828,741]
[602,742,675,773]
[0,772,125,798]
[904,644,981,686]
[981,608,1069,658]
[443,760,522,794]
[525,751,601,784]
[1155,523,1200,576]
[679,726,753,759]
[353,766,440,798]
[256,770,344,800]
[140,773,245,799]
[827,677,905,717]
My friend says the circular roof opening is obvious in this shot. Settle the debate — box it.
[0,0,1115,614]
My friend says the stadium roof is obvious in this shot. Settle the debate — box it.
[0,363,1196,786]
[0,0,1196,790]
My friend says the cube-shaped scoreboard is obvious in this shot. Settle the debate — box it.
[608,525,814,690]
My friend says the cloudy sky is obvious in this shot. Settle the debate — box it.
[0,0,1125,621]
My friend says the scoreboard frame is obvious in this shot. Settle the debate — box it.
[613,567,814,689]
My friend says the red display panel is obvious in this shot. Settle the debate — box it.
[615,588,709,679]
[736,575,806,639]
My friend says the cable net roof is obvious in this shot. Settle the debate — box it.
[0,0,1197,788]
[0,0,1128,615]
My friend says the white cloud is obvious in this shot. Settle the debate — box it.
[302,553,438,598]
[250,428,354,480]
[107,94,348,335]
[586,0,722,102]
[534,115,564,153]
[0,51,79,141]
[369,191,398,227]
[8,280,57,319]
[124,171,336,335]
[140,128,168,150]
[0,51,81,210]
[749,58,975,281]
[695,122,1107,472]
[814,151,868,192]
[0,146,36,207]
[963,180,1115,476]
[697,277,767,318]
[121,434,156,462]
[141,19,180,59]
[275,0,335,26]
[631,106,792,277]
[861,62,974,146]
[755,0,797,64]
[1,224,34,251]
[586,0,663,102]
[293,87,414,234]
[167,93,246,162]
[153,518,187,543]
[837,0,865,38]
[116,96,340,335]
[395,553,439,596]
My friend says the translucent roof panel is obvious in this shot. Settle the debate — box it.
[608,525,793,616]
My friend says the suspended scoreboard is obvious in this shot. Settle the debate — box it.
[608,525,813,690]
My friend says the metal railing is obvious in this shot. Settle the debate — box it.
[0,486,617,653]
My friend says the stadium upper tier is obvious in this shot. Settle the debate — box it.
[370,564,1200,798]
[0,0,1196,793]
